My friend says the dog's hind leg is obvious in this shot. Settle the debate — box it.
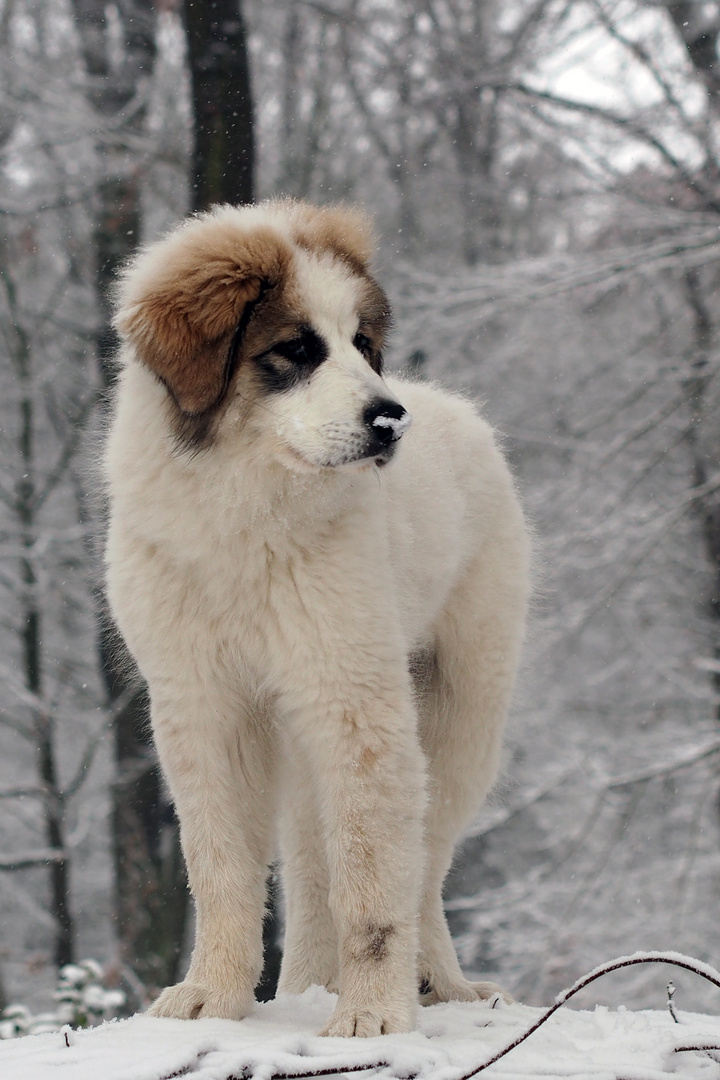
[416,527,529,1005]
[277,734,339,995]
[146,682,277,1022]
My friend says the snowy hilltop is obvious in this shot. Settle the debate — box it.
[2,982,720,1080]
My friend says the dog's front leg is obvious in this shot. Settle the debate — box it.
[283,680,427,1037]
[146,684,275,1021]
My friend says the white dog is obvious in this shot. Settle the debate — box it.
[103,200,530,1038]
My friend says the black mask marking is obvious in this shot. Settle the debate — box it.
[255,327,329,393]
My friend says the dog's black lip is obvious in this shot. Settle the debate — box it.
[317,448,395,469]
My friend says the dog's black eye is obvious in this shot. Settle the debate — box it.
[353,331,383,374]
[255,328,328,393]
[274,328,326,367]
[353,332,372,358]
[276,338,309,364]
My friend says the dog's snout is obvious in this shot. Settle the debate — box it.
[364,399,412,446]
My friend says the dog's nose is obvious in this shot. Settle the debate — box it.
[364,399,413,446]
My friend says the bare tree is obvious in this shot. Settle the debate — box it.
[70,0,194,997]
[662,3,720,712]
[0,0,106,976]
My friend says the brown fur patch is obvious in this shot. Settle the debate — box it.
[358,745,380,770]
[355,275,393,373]
[364,923,395,963]
[277,200,376,273]
[114,215,293,415]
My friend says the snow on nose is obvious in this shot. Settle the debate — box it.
[364,399,413,446]
[371,411,413,440]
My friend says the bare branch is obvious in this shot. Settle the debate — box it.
[0,848,66,871]
[607,737,720,788]
[61,688,139,801]
[502,82,719,209]
[0,786,47,800]
[33,392,99,513]
[454,953,720,1078]
[394,229,720,352]
[588,0,693,122]
[563,468,720,634]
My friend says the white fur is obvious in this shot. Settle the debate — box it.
[103,226,531,1038]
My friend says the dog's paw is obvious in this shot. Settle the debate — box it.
[469,980,513,1005]
[148,980,253,1021]
[419,978,513,1007]
[320,1002,413,1038]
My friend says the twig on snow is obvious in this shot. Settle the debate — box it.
[454,951,720,1078]
[160,952,720,1080]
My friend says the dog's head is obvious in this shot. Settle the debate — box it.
[113,200,411,470]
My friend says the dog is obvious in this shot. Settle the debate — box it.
[103,199,530,1037]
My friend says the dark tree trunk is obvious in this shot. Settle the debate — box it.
[184,0,254,210]
[682,270,720,714]
[73,0,189,997]
[99,611,190,994]
[3,252,75,969]
[667,3,720,104]
[666,9,720,724]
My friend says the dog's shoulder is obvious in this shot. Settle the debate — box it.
[385,376,507,476]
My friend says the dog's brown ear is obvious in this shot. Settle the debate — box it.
[114,213,291,415]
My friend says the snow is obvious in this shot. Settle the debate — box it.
[371,412,413,438]
[2,985,719,1080]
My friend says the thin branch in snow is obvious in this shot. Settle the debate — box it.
[60,688,136,801]
[671,769,718,934]
[33,393,99,514]
[0,786,46,800]
[673,1045,720,1054]
[606,737,720,788]
[561,468,720,635]
[0,848,66,871]
[453,952,720,1078]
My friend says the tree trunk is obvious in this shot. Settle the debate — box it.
[451,91,501,266]
[682,270,720,710]
[665,9,720,719]
[3,250,74,968]
[184,0,254,210]
[73,0,190,997]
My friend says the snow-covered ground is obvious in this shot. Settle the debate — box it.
[2,983,720,1080]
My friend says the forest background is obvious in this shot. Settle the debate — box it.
[1,0,720,1023]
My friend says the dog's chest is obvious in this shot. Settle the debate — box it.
[186,501,383,642]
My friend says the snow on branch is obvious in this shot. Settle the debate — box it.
[0,848,65,872]
[392,228,720,351]
[453,736,720,858]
